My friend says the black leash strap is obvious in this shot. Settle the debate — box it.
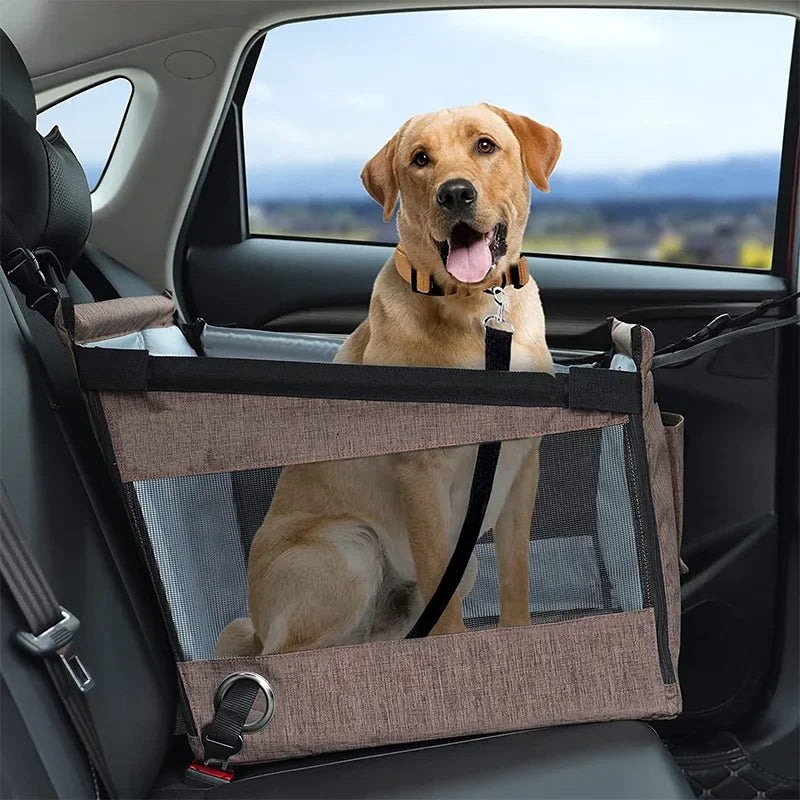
[0,483,118,799]
[406,322,512,639]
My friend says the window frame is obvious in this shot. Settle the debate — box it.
[192,10,800,278]
[36,75,134,193]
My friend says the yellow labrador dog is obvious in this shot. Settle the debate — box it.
[216,104,561,656]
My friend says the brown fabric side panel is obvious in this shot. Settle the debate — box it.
[179,609,679,765]
[101,392,627,482]
[69,295,175,344]
[642,378,682,679]
[661,412,685,571]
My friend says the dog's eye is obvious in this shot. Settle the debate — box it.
[477,137,497,154]
[412,151,430,167]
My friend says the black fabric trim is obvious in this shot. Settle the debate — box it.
[568,368,641,414]
[631,325,644,368]
[74,348,644,414]
[60,296,76,338]
[76,347,148,391]
[624,418,676,685]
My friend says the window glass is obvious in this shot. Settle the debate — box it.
[244,9,794,269]
[37,78,132,191]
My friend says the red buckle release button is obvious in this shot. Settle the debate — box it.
[186,761,235,785]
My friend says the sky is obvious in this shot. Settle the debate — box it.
[37,7,795,186]
[244,8,794,175]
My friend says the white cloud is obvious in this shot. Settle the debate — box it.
[314,90,388,111]
[243,112,383,165]
[450,8,661,49]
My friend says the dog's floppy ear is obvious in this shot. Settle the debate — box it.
[361,123,407,221]
[484,104,562,193]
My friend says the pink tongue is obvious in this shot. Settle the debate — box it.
[445,225,492,283]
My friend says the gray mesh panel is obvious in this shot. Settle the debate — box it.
[133,469,282,660]
[129,423,646,660]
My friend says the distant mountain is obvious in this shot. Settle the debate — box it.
[245,153,781,202]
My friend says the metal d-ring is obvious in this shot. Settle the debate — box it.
[214,671,275,733]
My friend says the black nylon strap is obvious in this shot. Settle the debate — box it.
[201,679,260,765]
[1,212,59,323]
[652,313,800,369]
[0,484,118,799]
[406,325,511,639]
[653,292,800,360]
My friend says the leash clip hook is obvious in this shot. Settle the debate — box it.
[483,286,514,333]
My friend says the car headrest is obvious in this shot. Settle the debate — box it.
[0,28,92,281]
[0,29,35,124]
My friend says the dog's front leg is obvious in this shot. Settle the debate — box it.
[494,440,540,627]
[394,453,466,636]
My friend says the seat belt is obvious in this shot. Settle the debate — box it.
[0,483,119,799]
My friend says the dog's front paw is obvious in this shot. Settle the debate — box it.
[430,605,467,636]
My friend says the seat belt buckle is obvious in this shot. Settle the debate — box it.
[185,761,235,786]
[16,606,95,693]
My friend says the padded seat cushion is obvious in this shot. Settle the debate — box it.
[205,721,693,799]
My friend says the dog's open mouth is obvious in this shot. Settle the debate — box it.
[437,222,508,284]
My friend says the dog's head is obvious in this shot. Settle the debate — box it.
[362,104,561,292]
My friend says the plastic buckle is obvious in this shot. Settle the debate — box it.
[685,313,731,345]
[3,247,59,314]
[16,607,95,693]
[185,761,235,786]
[201,729,243,772]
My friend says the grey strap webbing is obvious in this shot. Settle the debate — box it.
[0,484,118,799]
[652,313,800,369]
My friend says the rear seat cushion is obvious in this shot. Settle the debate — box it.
[198,721,694,799]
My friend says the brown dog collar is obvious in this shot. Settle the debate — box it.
[394,244,529,296]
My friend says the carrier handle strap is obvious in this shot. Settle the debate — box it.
[652,312,799,370]
[0,483,117,799]
[406,315,512,639]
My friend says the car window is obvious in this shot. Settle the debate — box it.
[36,78,132,191]
[243,9,794,270]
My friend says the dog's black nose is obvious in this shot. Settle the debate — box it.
[436,179,477,212]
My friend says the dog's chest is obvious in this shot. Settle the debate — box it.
[444,438,532,542]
